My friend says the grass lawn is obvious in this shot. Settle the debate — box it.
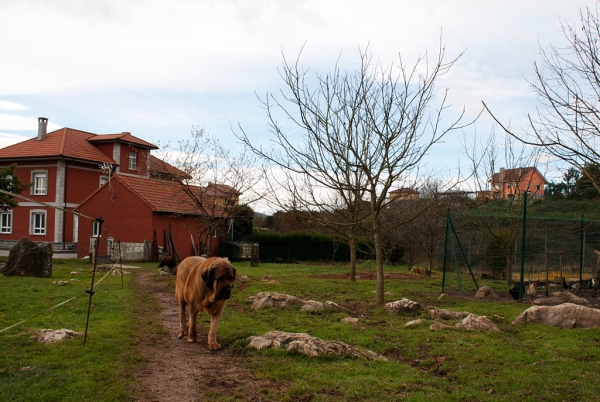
[1,257,600,401]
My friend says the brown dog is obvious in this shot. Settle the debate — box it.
[175,256,236,350]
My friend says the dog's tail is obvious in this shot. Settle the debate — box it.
[158,255,178,275]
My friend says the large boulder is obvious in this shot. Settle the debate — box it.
[1,237,52,277]
[533,291,590,306]
[384,298,422,314]
[512,303,600,329]
[249,292,306,310]
[248,331,386,361]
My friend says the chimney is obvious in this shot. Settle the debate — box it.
[37,117,48,141]
[499,167,505,181]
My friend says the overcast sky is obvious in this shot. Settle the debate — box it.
[0,0,595,189]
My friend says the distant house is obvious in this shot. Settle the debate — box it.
[0,117,230,260]
[75,174,226,260]
[490,167,548,199]
[389,187,420,201]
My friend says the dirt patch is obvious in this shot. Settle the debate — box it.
[132,270,283,401]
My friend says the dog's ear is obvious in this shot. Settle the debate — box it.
[231,266,236,280]
[201,265,216,287]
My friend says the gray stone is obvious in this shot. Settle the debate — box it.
[405,319,428,327]
[384,298,422,314]
[341,317,359,324]
[37,328,82,343]
[300,300,344,312]
[1,237,52,278]
[427,306,469,320]
[533,291,590,306]
[248,331,386,361]
[429,321,452,331]
[474,286,500,300]
[454,314,500,331]
[512,303,600,329]
[250,292,306,310]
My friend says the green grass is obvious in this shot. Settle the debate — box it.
[0,257,159,401]
[2,258,600,401]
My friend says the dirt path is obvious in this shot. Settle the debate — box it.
[133,270,278,402]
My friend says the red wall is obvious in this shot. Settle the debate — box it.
[119,144,149,177]
[76,178,153,257]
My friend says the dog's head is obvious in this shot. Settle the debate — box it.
[201,258,236,300]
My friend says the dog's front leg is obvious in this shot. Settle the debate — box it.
[207,310,224,351]
[177,300,188,339]
[187,305,200,343]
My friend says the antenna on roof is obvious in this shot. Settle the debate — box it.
[99,162,114,196]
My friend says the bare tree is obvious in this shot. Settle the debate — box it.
[165,127,264,255]
[238,44,469,307]
[484,6,600,194]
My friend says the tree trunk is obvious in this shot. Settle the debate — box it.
[349,228,357,282]
[373,213,385,308]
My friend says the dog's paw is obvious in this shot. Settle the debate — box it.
[187,337,197,343]
[208,343,221,351]
[177,332,186,339]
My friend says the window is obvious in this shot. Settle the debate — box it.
[93,220,101,237]
[32,172,47,195]
[30,210,46,235]
[128,152,137,170]
[507,184,512,189]
[536,184,541,191]
[0,210,12,234]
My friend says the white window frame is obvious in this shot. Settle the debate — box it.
[128,152,137,170]
[31,170,48,195]
[92,220,101,237]
[99,175,109,187]
[0,210,12,234]
[30,210,47,235]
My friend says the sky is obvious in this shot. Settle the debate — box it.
[0,0,596,206]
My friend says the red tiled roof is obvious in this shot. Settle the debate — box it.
[0,128,116,164]
[108,174,227,216]
[149,155,191,179]
[87,132,158,149]
[491,167,549,184]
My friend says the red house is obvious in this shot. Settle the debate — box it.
[490,167,548,200]
[0,117,226,260]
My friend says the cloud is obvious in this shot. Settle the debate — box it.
[0,114,61,131]
[0,101,27,111]
[0,132,29,148]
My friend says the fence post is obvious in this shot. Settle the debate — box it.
[579,214,585,291]
[519,191,528,302]
[442,208,450,293]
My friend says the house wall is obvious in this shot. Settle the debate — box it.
[152,213,210,259]
[76,178,154,258]
[118,144,149,177]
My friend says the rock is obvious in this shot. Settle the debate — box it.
[430,321,452,331]
[266,280,280,285]
[437,293,447,300]
[37,328,82,344]
[160,270,169,276]
[300,300,344,312]
[474,286,500,300]
[238,275,251,283]
[533,291,590,306]
[248,331,386,361]
[341,317,359,324]
[250,292,306,310]
[405,319,428,327]
[90,265,112,273]
[57,281,71,286]
[262,275,274,281]
[1,237,52,278]
[111,270,131,276]
[384,298,422,314]
[427,307,469,320]
[512,303,600,329]
[454,314,500,331]
[70,271,80,275]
